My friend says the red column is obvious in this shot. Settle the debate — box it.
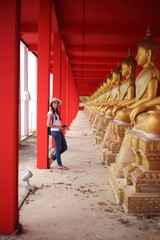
[68,68,73,124]
[71,75,74,120]
[73,86,76,117]
[60,45,66,124]
[68,68,71,125]
[72,75,75,119]
[0,0,20,234]
[53,33,61,100]
[51,33,61,146]
[37,0,51,169]
[65,59,69,125]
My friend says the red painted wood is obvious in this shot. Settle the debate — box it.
[53,33,61,100]
[60,45,67,125]
[37,0,51,169]
[65,61,70,125]
[68,68,72,124]
[20,0,160,96]
[0,0,20,234]
[71,75,75,119]
[52,32,62,145]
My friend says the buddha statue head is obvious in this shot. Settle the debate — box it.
[122,49,136,78]
[136,26,158,66]
[112,62,122,84]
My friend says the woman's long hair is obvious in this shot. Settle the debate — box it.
[50,104,62,120]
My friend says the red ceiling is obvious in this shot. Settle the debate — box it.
[20,0,160,96]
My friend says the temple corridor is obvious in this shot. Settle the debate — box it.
[14,111,160,240]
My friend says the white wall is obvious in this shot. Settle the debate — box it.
[28,51,37,132]
[20,42,37,139]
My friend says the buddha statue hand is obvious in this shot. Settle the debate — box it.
[156,105,160,110]
[112,105,122,116]
[130,104,146,124]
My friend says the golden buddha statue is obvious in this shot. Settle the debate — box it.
[114,27,160,124]
[91,74,113,137]
[129,96,160,136]
[102,73,113,103]
[95,67,122,146]
[104,64,122,110]
[112,49,136,116]
[101,80,108,94]
[91,75,113,129]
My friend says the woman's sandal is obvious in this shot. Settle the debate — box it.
[58,165,69,170]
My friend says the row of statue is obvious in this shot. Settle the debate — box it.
[84,27,160,214]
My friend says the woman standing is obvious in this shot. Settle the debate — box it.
[47,98,69,170]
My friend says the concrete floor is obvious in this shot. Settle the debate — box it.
[5,111,160,240]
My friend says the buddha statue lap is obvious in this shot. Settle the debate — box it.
[130,96,160,137]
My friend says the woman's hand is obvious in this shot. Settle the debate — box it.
[59,126,64,131]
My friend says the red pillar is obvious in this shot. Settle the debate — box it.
[0,0,20,234]
[53,33,61,100]
[68,68,73,124]
[37,0,51,169]
[72,76,75,119]
[65,59,69,125]
[71,75,74,120]
[68,68,71,125]
[60,45,66,124]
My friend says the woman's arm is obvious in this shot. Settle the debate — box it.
[130,79,158,108]
[46,113,64,130]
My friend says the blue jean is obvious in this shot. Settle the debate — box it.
[51,131,67,165]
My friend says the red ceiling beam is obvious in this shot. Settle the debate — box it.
[60,24,159,36]
[28,44,54,53]
[21,24,38,34]
[75,82,103,84]
[51,0,59,32]
[71,64,114,70]
[66,45,136,53]
[21,2,59,34]
[74,76,106,80]
[27,43,37,51]
[73,72,107,77]
[72,67,115,72]
[69,56,123,64]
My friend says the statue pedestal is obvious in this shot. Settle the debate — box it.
[99,148,107,165]
[96,134,105,144]
[109,128,160,214]
[104,120,131,164]
[95,117,111,144]
[109,164,125,203]
[123,187,160,215]
[105,150,118,165]
[112,120,131,142]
